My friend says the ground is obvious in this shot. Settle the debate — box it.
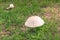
[0,0,60,40]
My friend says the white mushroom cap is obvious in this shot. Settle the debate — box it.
[9,4,14,8]
[25,16,45,28]
[6,3,14,9]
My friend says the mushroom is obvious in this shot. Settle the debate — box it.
[25,16,45,28]
[6,3,14,10]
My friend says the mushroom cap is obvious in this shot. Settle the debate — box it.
[9,4,14,8]
[25,16,45,27]
[6,4,14,10]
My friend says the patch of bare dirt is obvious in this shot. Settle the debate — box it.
[9,25,16,30]
[57,25,60,34]
[0,25,15,37]
[44,12,52,20]
[0,29,11,37]
[42,5,60,34]
[20,25,29,32]
[43,6,60,19]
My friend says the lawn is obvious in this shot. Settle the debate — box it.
[0,0,60,40]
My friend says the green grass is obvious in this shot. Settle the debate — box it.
[0,0,60,40]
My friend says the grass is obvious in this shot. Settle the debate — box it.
[0,0,60,40]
